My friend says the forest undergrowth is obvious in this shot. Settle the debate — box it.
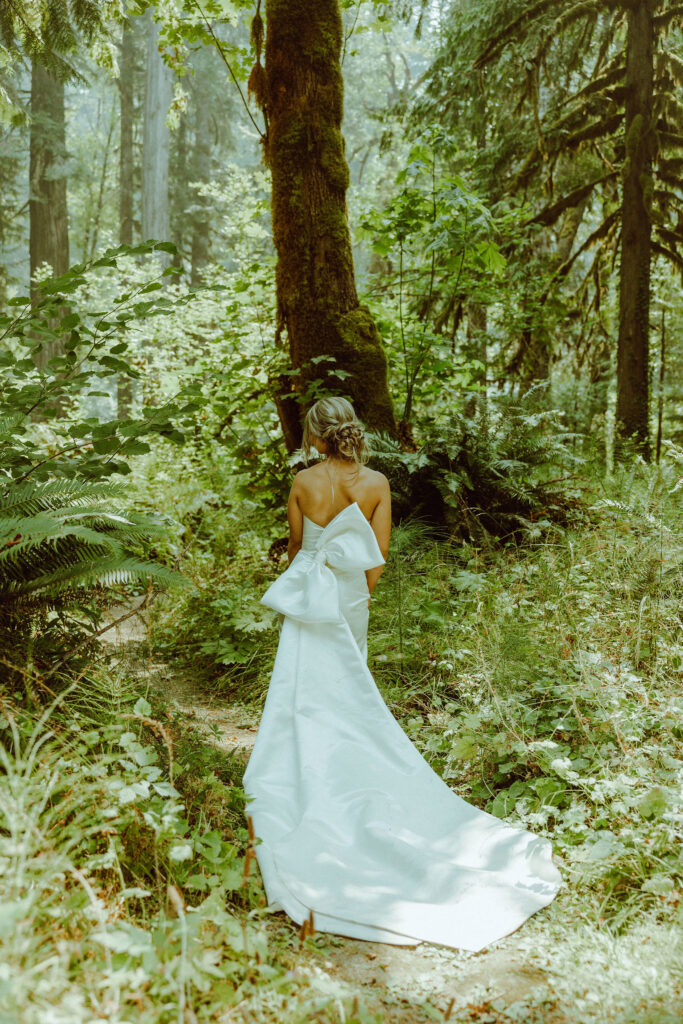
[1,452,682,1024]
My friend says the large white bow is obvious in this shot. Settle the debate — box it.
[261,503,385,625]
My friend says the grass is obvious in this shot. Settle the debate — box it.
[1,450,681,1022]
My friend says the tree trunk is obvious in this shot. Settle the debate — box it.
[190,75,211,287]
[30,63,69,288]
[30,63,69,371]
[142,11,171,242]
[264,0,396,448]
[557,193,589,264]
[119,17,135,245]
[171,110,187,269]
[465,301,488,428]
[89,102,116,258]
[616,0,657,458]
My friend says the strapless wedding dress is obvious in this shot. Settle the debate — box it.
[243,503,561,949]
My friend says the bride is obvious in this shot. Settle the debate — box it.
[243,397,561,950]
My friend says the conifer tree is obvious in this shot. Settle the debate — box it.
[426,0,683,455]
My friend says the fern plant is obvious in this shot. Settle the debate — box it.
[0,478,183,677]
[370,390,585,543]
[0,479,179,608]
[0,245,200,680]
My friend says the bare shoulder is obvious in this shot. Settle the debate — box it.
[359,467,390,513]
[363,466,390,495]
[292,463,323,492]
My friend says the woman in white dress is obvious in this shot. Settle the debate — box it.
[243,397,561,950]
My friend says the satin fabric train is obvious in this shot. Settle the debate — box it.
[243,502,562,950]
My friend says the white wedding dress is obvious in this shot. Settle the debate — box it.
[243,502,561,950]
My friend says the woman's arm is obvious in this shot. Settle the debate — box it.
[287,474,304,563]
[366,476,391,595]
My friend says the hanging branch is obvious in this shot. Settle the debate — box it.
[189,0,267,142]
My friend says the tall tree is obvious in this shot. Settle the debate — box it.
[119,16,135,245]
[190,73,211,286]
[616,0,657,455]
[470,0,683,455]
[29,62,69,291]
[424,0,683,454]
[253,0,397,447]
[2,0,122,286]
[142,12,172,242]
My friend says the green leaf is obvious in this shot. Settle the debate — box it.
[638,787,670,819]
[92,437,120,455]
[153,241,177,254]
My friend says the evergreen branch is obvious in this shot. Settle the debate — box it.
[657,225,683,247]
[510,113,622,191]
[553,209,620,280]
[474,0,600,69]
[572,63,625,103]
[528,173,616,227]
[656,127,683,149]
[654,5,683,31]
[535,3,604,76]
[651,241,683,269]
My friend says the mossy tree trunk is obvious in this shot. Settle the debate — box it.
[30,62,69,371]
[190,70,211,287]
[118,17,135,246]
[262,0,397,449]
[616,0,657,458]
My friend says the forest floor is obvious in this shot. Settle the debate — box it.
[101,606,569,1024]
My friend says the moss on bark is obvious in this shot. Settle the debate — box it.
[263,0,396,448]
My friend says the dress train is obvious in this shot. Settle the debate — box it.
[243,503,561,950]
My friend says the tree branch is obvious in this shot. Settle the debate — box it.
[527,173,616,227]
[189,0,267,142]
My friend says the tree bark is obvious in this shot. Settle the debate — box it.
[30,63,69,289]
[142,11,172,242]
[89,102,116,258]
[119,17,135,245]
[190,74,211,287]
[616,0,657,458]
[29,62,69,372]
[171,110,187,269]
[264,0,396,449]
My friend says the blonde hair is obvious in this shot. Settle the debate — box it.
[302,397,369,464]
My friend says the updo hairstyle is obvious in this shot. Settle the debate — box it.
[302,397,369,464]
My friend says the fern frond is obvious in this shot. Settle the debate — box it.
[0,479,124,517]
[0,479,183,615]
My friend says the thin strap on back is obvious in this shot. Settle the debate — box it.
[325,460,335,502]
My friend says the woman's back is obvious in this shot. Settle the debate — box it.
[295,460,387,528]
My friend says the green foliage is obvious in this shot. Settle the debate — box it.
[419,0,683,388]
[359,130,509,421]
[0,477,181,664]
[152,493,279,690]
[0,689,365,1023]
[0,244,202,675]
[365,452,683,946]
[0,0,123,120]
[0,242,201,483]
[370,386,584,541]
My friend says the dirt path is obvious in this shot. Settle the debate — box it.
[101,603,561,1023]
